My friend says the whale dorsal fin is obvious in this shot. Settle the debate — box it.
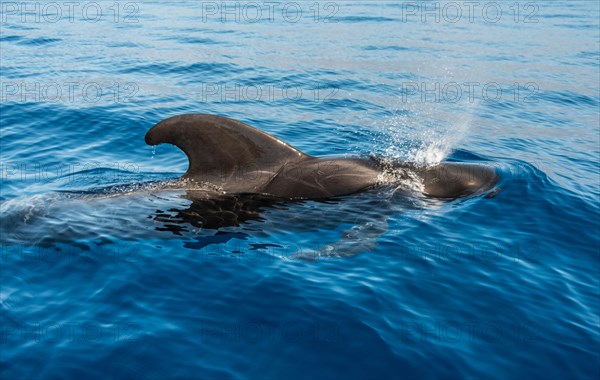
[145,114,309,191]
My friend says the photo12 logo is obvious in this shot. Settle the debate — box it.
[1,2,140,23]
[1,243,141,266]
[401,320,540,344]
[199,2,340,23]
[1,322,140,344]
[1,82,139,104]
[0,161,139,183]
[198,82,339,103]
[400,81,539,103]
[399,2,540,24]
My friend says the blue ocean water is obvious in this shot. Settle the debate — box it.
[1,1,599,379]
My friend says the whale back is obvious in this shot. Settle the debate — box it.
[145,114,308,192]
[145,114,498,199]
[263,157,381,199]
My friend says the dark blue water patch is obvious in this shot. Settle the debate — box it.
[338,16,397,23]
[483,54,532,63]
[312,77,365,91]
[512,111,571,127]
[105,41,144,48]
[117,61,245,78]
[483,98,527,114]
[541,12,592,20]
[184,232,250,249]
[1,23,38,30]
[0,103,150,164]
[497,137,540,152]
[497,160,599,245]
[572,51,600,67]
[203,69,366,101]
[176,27,237,35]
[538,90,599,109]
[365,82,407,96]
[248,242,283,251]
[378,71,422,82]
[115,23,143,30]
[0,35,24,42]
[294,96,376,112]
[210,29,237,34]
[163,36,221,45]
[272,68,355,83]
[0,65,35,79]
[15,37,62,46]
[362,45,410,51]
[448,149,494,162]
[575,51,599,60]
[553,23,599,30]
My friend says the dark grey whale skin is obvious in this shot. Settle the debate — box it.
[145,114,498,200]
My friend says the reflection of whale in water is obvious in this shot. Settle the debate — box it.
[152,192,289,232]
[148,187,429,259]
[145,114,499,200]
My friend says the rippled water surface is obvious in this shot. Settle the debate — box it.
[1,1,599,379]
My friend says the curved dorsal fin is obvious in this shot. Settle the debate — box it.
[145,114,309,191]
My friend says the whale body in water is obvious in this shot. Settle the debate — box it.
[145,114,498,200]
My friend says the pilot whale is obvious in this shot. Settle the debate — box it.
[145,114,498,199]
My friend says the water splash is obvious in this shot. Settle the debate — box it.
[366,91,481,195]
[382,102,478,165]
[377,88,480,167]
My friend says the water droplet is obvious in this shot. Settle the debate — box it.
[151,145,156,158]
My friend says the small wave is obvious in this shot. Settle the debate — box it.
[118,61,243,77]
[362,45,409,52]
[538,90,598,108]
[0,35,23,42]
[16,37,61,46]
[338,16,396,23]
[168,36,221,45]
[2,24,38,31]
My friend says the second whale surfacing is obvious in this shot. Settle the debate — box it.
[145,114,499,200]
